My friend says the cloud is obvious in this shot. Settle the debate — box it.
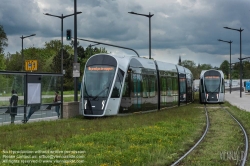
[1,0,250,68]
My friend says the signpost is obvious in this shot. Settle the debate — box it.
[73,63,80,77]
[25,60,38,71]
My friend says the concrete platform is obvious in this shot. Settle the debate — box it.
[225,91,250,112]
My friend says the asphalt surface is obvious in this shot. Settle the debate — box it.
[225,90,250,112]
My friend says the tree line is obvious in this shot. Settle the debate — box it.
[1,25,249,91]
[179,59,250,79]
[0,25,108,90]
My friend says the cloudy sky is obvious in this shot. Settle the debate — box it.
[1,0,250,67]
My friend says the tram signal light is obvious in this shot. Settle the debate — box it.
[66,29,71,41]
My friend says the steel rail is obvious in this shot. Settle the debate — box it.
[171,104,210,165]
[220,104,248,166]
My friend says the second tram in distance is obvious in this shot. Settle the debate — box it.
[80,54,194,117]
[199,69,225,104]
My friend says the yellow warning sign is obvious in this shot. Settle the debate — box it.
[25,60,38,71]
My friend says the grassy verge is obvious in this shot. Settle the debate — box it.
[1,95,250,166]
[180,104,244,166]
[0,103,205,166]
[223,102,250,164]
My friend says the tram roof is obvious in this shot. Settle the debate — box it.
[155,60,177,72]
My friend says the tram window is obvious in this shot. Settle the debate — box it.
[130,73,142,97]
[161,77,167,95]
[122,73,130,97]
[204,76,221,93]
[149,75,156,97]
[142,75,149,97]
[111,69,124,98]
[221,78,224,93]
[84,65,116,98]
[172,77,178,92]
[179,78,186,94]
[167,77,172,96]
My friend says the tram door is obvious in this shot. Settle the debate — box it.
[132,73,142,110]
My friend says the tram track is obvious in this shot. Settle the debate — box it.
[171,104,210,166]
[171,104,248,166]
[219,104,248,166]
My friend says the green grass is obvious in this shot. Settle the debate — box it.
[223,102,250,165]
[0,102,205,166]
[1,95,250,166]
[180,104,245,166]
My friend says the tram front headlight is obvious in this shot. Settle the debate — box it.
[102,100,106,110]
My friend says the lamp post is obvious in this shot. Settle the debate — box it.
[128,11,154,59]
[20,34,36,71]
[224,27,244,97]
[239,56,250,61]
[44,12,82,74]
[44,11,82,118]
[218,39,233,94]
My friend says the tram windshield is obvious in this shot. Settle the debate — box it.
[83,65,116,99]
[204,76,221,93]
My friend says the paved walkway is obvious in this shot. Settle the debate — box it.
[225,91,250,112]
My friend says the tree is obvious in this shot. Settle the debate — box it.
[219,60,229,79]
[243,61,250,79]
[5,52,22,71]
[0,54,6,70]
[0,25,8,54]
[199,64,213,70]
[180,60,196,69]
[44,40,62,57]
[180,60,197,78]
[231,62,240,79]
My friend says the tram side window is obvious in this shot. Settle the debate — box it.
[122,73,130,97]
[111,69,124,98]
[149,75,156,97]
[167,77,172,96]
[179,78,186,94]
[142,75,149,97]
[172,77,178,95]
[141,75,157,97]
[221,78,224,93]
[131,73,142,97]
[161,77,167,95]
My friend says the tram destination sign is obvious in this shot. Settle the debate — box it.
[87,66,114,71]
[205,76,220,79]
[25,60,38,71]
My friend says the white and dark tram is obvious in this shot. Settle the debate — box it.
[80,54,194,117]
[199,69,225,104]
